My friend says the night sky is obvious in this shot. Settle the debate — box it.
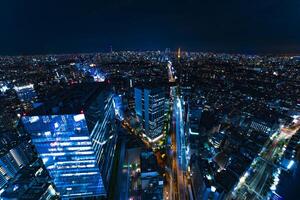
[1,0,300,55]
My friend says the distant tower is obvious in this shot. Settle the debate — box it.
[177,48,181,59]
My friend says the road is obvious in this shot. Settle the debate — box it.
[120,85,192,200]
[174,96,187,200]
[232,117,300,200]
[166,87,189,200]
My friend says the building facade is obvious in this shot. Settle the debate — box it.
[0,142,32,189]
[21,83,117,199]
[134,86,166,142]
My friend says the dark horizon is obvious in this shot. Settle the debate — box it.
[1,0,300,56]
[2,48,300,58]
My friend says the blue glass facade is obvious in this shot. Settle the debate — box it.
[134,88,143,117]
[134,87,166,141]
[88,93,117,188]
[144,89,150,134]
[22,114,106,199]
[0,142,32,189]
[113,95,124,121]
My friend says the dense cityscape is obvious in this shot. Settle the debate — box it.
[0,50,299,200]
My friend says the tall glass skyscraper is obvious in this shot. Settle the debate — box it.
[0,142,32,189]
[21,83,117,199]
[134,86,166,142]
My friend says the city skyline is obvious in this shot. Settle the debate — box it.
[1,51,299,200]
[1,1,300,200]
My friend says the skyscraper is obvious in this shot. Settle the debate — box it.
[0,142,32,189]
[21,83,117,199]
[134,85,166,142]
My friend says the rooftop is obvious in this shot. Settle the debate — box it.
[27,83,109,116]
[135,81,169,91]
[140,151,159,173]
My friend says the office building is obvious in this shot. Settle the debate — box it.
[21,83,117,199]
[134,86,166,142]
[13,84,37,102]
[0,142,32,189]
[1,160,58,200]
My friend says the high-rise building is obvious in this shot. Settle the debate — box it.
[134,86,166,142]
[177,48,181,59]
[0,142,32,189]
[21,83,117,199]
[1,159,58,200]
